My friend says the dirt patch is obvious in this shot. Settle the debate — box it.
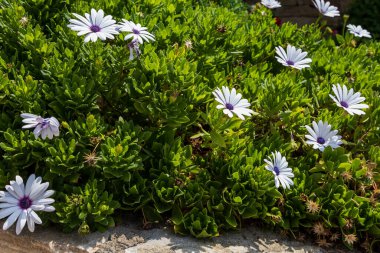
[94,234,144,253]
[0,230,50,253]
[0,219,330,253]
[0,228,86,253]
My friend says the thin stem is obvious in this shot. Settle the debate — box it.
[315,15,322,26]
[342,17,349,37]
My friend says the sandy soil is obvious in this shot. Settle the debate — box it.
[0,220,328,253]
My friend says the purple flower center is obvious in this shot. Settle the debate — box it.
[132,28,140,35]
[286,60,295,66]
[41,119,50,129]
[273,166,280,176]
[225,103,234,110]
[90,25,101,33]
[317,137,326,144]
[19,196,32,210]
[340,101,349,108]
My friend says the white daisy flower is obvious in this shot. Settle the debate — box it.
[0,174,55,234]
[312,0,340,17]
[212,86,254,120]
[261,0,282,9]
[329,84,369,115]
[346,24,372,38]
[67,9,119,43]
[264,151,294,189]
[275,45,312,70]
[21,113,60,140]
[305,121,342,151]
[118,20,155,44]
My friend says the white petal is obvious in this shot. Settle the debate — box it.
[43,206,55,212]
[274,177,280,188]
[90,9,97,25]
[25,174,36,197]
[223,109,233,118]
[10,181,24,199]
[0,206,19,220]
[46,127,53,139]
[41,129,48,140]
[72,13,92,27]
[100,19,117,29]
[27,211,35,232]
[3,208,21,230]
[16,210,27,235]
[349,103,369,109]
[0,203,17,208]
[276,46,288,62]
[84,33,92,43]
[40,190,55,199]
[33,198,55,205]
[0,195,19,204]
[33,125,43,139]
[90,33,98,42]
[31,205,45,211]
[20,113,39,119]
[96,32,107,41]
[235,112,246,120]
[346,108,365,115]
[29,182,49,200]
[95,9,104,26]
[29,210,42,224]
[22,123,39,129]
[68,19,89,28]
[124,33,135,41]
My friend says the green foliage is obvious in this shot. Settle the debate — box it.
[0,0,379,250]
[174,207,219,238]
[56,180,120,233]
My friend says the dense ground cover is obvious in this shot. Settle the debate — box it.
[0,0,379,251]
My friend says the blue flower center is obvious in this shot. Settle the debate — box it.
[340,101,349,108]
[317,137,326,144]
[132,28,140,35]
[90,25,101,33]
[225,103,234,110]
[273,166,280,176]
[19,196,32,210]
[286,60,295,66]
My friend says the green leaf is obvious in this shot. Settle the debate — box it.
[355,168,367,178]
[210,130,226,148]
[4,131,14,144]
[369,225,380,236]
[171,204,183,225]
[225,214,238,228]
